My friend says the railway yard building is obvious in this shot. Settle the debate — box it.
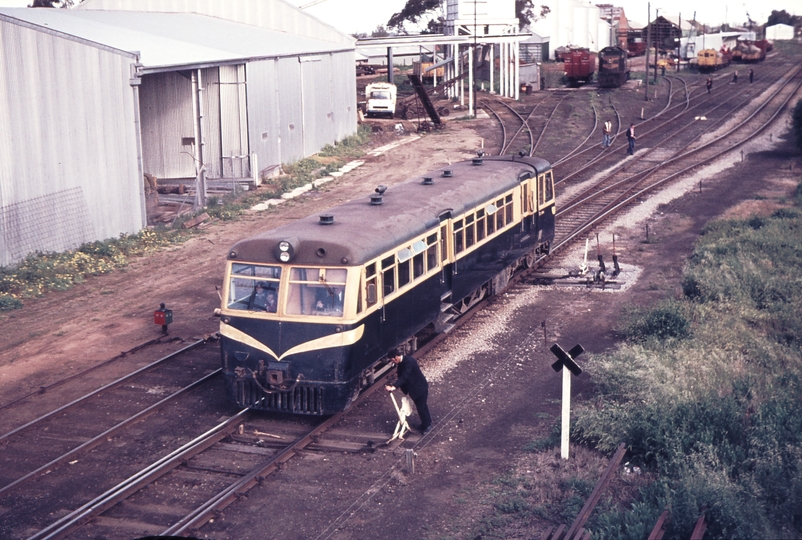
[0,0,357,266]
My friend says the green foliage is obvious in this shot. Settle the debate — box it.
[619,299,691,344]
[575,204,802,538]
[793,99,802,153]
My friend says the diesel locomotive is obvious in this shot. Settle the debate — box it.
[598,46,630,88]
[219,155,555,415]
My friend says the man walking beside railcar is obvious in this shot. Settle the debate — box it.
[626,123,636,155]
[385,348,432,435]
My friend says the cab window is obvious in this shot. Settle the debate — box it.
[286,267,347,317]
[226,263,281,312]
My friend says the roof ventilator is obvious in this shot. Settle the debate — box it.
[371,185,387,205]
[442,169,453,178]
[319,214,334,225]
[472,152,484,166]
[422,176,434,185]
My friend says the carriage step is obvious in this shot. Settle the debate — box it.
[440,302,453,313]
[440,291,452,302]
[435,322,455,334]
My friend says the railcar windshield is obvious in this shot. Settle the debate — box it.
[227,263,282,312]
[286,267,348,317]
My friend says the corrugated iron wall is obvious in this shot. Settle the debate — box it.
[0,20,143,267]
[139,71,196,180]
[246,50,356,180]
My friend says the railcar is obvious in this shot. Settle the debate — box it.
[598,46,630,88]
[219,155,556,415]
[697,48,731,71]
[564,48,596,86]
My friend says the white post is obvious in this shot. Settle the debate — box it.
[561,367,571,459]
[468,45,474,117]
[489,43,495,95]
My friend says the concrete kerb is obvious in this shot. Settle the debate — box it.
[249,135,422,212]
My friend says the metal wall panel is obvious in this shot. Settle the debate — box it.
[0,20,143,267]
[200,67,222,179]
[245,60,281,178]
[244,51,356,179]
[139,71,196,180]
[275,57,304,164]
[218,65,249,178]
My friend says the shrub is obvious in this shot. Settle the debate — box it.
[793,99,802,153]
[619,299,690,344]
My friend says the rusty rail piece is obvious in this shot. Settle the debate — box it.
[539,442,627,540]
[690,512,708,540]
[563,442,628,539]
[647,509,670,540]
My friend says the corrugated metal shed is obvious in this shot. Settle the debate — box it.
[0,14,143,267]
[0,2,357,267]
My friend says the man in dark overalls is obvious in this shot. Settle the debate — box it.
[385,348,432,434]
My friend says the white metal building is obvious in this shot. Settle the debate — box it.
[0,0,357,267]
[766,24,794,41]
[530,0,611,57]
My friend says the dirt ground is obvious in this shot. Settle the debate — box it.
[1,67,801,538]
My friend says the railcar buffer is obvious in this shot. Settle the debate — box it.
[549,342,584,459]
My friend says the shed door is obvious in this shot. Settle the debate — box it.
[218,65,250,178]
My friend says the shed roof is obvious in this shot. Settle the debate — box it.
[0,8,353,72]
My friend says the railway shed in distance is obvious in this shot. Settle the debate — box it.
[0,0,357,267]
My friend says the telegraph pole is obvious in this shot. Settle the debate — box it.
[645,3,650,101]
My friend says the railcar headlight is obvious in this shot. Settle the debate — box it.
[274,238,297,262]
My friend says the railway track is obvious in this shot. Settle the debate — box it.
[552,65,802,252]
[5,55,800,540]
[12,296,490,539]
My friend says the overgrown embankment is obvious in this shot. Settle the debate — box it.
[573,181,802,539]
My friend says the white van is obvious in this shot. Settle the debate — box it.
[365,82,397,118]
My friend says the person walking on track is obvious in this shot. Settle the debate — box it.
[602,120,612,148]
[626,123,636,156]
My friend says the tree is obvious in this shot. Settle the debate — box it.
[387,0,549,33]
[767,10,793,26]
[30,0,75,7]
[793,99,802,154]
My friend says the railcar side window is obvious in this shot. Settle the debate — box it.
[226,263,282,312]
[465,214,475,249]
[476,209,486,242]
[454,219,464,254]
[545,170,554,202]
[486,204,497,235]
[505,194,514,223]
[285,267,347,317]
[427,233,438,270]
[382,256,395,295]
[365,263,378,308]
[397,247,412,288]
[538,174,546,206]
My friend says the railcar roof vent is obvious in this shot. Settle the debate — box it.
[472,151,485,165]
[442,169,453,178]
[422,176,434,185]
[319,214,334,225]
[371,185,387,205]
